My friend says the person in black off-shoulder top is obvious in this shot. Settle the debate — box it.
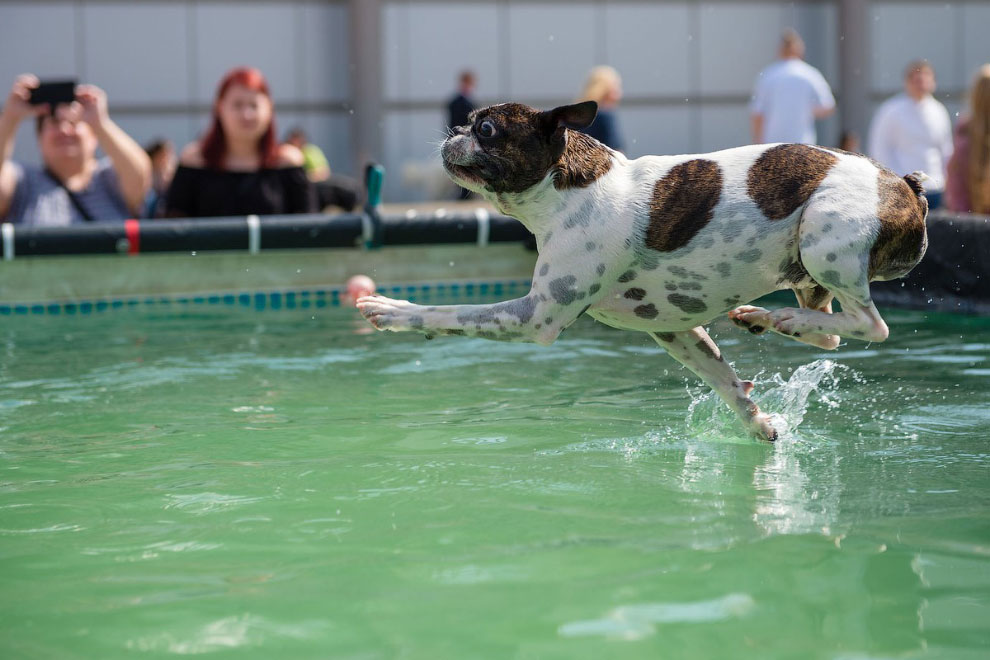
[165,67,315,218]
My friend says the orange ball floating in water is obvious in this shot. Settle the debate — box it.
[344,274,376,306]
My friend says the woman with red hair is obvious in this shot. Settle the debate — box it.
[165,67,315,217]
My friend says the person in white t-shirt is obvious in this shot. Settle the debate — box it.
[750,29,836,145]
[868,60,953,208]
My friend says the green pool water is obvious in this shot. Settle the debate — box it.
[1,303,988,658]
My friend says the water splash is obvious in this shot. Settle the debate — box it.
[686,359,853,442]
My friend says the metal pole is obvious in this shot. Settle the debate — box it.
[349,0,383,177]
[838,0,871,144]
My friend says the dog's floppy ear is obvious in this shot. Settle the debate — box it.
[542,101,598,134]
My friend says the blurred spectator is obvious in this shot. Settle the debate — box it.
[165,67,316,218]
[868,60,953,209]
[577,66,625,151]
[945,64,990,214]
[143,138,175,218]
[750,29,835,144]
[838,130,861,153]
[447,71,477,201]
[446,70,476,132]
[285,126,330,182]
[284,126,357,212]
[0,74,151,225]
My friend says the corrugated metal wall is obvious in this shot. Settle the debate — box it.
[1,1,987,202]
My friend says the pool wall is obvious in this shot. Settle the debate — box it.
[2,210,987,315]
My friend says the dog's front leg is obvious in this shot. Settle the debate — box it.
[650,328,778,441]
[357,253,602,345]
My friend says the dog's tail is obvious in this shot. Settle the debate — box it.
[903,171,930,219]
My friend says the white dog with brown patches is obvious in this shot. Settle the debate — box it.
[357,101,928,441]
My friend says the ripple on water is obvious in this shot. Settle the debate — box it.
[558,593,755,640]
[897,404,990,436]
[434,564,527,585]
[0,349,364,407]
[378,338,623,375]
[162,493,263,515]
[125,614,330,653]
[0,399,35,414]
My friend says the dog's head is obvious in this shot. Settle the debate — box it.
[441,101,598,195]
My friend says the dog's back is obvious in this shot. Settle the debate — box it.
[619,143,928,291]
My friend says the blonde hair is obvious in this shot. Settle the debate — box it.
[967,64,990,214]
[580,66,621,104]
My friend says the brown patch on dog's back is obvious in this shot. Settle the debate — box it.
[553,130,613,190]
[747,145,837,220]
[870,170,928,280]
[646,159,722,252]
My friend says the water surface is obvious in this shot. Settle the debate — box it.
[1,305,988,658]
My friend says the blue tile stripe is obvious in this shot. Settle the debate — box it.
[0,279,533,317]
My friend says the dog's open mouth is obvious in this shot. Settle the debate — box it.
[442,159,484,185]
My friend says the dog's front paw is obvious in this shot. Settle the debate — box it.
[729,305,770,335]
[751,411,778,443]
[356,295,418,331]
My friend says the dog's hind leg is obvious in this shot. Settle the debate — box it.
[732,173,899,344]
[651,327,777,441]
[729,285,840,349]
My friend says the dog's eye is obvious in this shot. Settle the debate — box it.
[477,119,497,139]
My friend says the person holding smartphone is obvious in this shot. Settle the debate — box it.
[0,73,151,225]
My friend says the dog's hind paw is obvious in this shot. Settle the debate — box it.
[729,306,770,335]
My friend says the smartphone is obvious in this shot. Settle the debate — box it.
[29,80,77,106]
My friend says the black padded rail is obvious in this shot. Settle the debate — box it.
[872,211,990,314]
[0,211,528,257]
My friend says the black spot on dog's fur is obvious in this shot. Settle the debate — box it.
[695,340,722,361]
[549,276,578,305]
[747,145,837,220]
[624,288,646,301]
[456,296,537,325]
[778,257,810,285]
[668,294,708,314]
[554,131,614,191]
[634,304,659,319]
[735,248,762,263]
[870,169,928,280]
[646,159,722,252]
